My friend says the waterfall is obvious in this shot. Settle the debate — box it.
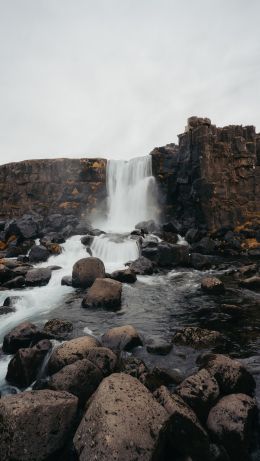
[102,155,157,233]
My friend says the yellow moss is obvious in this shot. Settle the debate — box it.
[59,202,79,209]
[0,241,7,250]
[241,238,260,250]
[92,161,104,169]
[47,243,62,255]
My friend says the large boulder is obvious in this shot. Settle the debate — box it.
[197,354,256,395]
[3,322,46,354]
[72,257,105,288]
[201,276,225,294]
[48,358,103,406]
[173,327,224,348]
[109,268,137,283]
[128,256,154,275]
[48,336,101,374]
[28,244,50,263]
[207,394,257,461]
[73,373,168,461]
[25,267,52,287]
[0,390,78,461]
[82,278,122,309]
[176,369,220,422]
[6,339,52,387]
[102,325,143,351]
[154,386,211,460]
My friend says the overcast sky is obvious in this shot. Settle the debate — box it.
[0,0,259,164]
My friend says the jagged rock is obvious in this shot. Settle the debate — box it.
[176,368,219,422]
[201,276,225,294]
[173,326,224,348]
[141,235,159,248]
[61,275,73,286]
[0,389,78,461]
[72,257,105,288]
[73,373,168,461]
[28,244,50,263]
[102,325,143,351]
[154,386,211,460]
[82,278,122,309]
[43,319,73,338]
[197,353,256,395]
[109,268,137,283]
[146,337,173,355]
[48,358,103,406]
[239,276,260,290]
[119,356,148,379]
[2,275,25,289]
[207,394,257,461]
[156,242,190,267]
[48,336,101,374]
[128,256,154,275]
[25,267,52,286]
[185,228,202,243]
[6,339,52,387]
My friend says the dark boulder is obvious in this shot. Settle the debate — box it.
[190,253,213,270]
[82,347,118,376]
[128,256,154,275]
[4,214,40,240]
[0,390,78,461]
[2,275,25,289]
[28,245,50,263]
[162,219,182,234]
[0,263,14,284]
[6,339,52,387]
[135,219,158,233]
[81,234,94,246]
[40,232,65,245]
[157,242,190,267]
[192,237,217,255]
[72,257,105,288]
[82,278,122,309]
[0,305,15,315]
[102,325,143,352]
[207,393,257,461]
[25,267,52,287]
[3,322,42,354]
[173,326,224,348]
[185,228,202,244]
[44,213,64,231]
[61,275,73,286]
[109,268,137,283]
[201,276,225,294]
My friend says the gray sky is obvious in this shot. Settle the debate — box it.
[0,0,260,164]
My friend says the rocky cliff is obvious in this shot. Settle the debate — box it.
[151,117,260,233]
[0,158,107,220]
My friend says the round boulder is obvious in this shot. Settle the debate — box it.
[72,257,105,288]
[102,325,143,351]
[82,278,122,309]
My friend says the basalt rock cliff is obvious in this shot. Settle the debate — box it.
[151,117,260,233]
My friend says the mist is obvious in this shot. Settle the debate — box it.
[0,0,259,164]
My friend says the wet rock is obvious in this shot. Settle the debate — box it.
[119,356,148,379]
[0,263,14,284]
[176,368,219,422]
[157,242,190,267]
[207,393,257,461]
[135,219,158,233]
[154,386,211,460]
[209,444,230,461]
[48,335,101,374]
[45,213,64,231]
[239,276,260,290]
[141,235,159,248]
[238,264,257,277]
[81,234,94,246]
[46,242,62,255]
[160,231,179,244]
[201,276,225,294]
[185,228,202,244]
[4,214,40,240]
[48,265,62,271]
[102,325,143,351]
[3,322,41,354]
[0,389,78,461]
[6,339,52,387]
[73,373,168,461]
[28,244,50,263]
[0,305,15,315]
[2,275,25,289]
[190,253,213,270]
[192,237,217,255]
[72,257,105,288]
[197,353,256,395]
[146,337,173,355]
[82,278,122,309]
[173,326,224,348]
[12,264,32,276]
[109,268,137,283]
[162,219,182,234]
[0,385,19,397]
[25,267,52,286]
[48,358,103,406]
[220,303,243,316]
[61,275,73,286]
[40,232,65,245]
[43,319,73,338]
[128,256,154,275]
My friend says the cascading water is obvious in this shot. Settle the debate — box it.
[91,155,158,269]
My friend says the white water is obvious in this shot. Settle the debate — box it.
[91,234,139,273]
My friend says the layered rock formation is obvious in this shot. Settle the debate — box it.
[151,117,260,232]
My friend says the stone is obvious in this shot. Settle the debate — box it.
[176,368,219,422]
[135,219,158,233]
[48,358,103,406]
[173,326,224,348]
[28,244,50,262]
[43,318,73,338]
[109,268,137,283]
[190,253,213,270]
[146,338,173,355]
[3,322,41,354]
[154,386,211,460]
[82,278,122,309]
[72,257,105,288]
[102,325,143,351]
[61,275,73,286]
[4,214,40,240]
[192,237,217,255]
[197,353,256,395]
[201,276,225,294]
[73,373,168,461]
[239,275,260,290]
[81,234,94,246]
[140,367,184,392]
[128,256,154,275]
[2,275,25,288]
[157,242,190,267]
[0,263,14,284]
[0,305,15,315]
[48,335,101,374]
[0,389,78,461]
[83,347,118,376]
[162,219,182,234]
[6,339,52,387]
[25,267,52,286]
[40,232,65,245]
[207,394,257,461]
[185,228,202,243]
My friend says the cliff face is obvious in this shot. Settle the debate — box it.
[0,158,107,220]
[151,117,260,232]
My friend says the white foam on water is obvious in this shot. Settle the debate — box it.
[91,233,139,273]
